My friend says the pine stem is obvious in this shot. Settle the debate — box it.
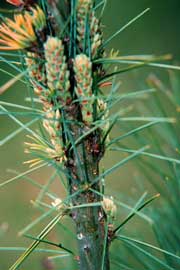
[65,115,110,269]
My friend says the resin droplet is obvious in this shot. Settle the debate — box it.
[77,232,84,240]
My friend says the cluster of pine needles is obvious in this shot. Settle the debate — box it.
[0,0,180,270]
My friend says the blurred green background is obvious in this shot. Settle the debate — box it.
[0,0,180,269]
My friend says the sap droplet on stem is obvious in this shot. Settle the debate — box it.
[77,232,84,240]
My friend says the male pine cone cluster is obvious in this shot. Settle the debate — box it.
[8,0,107,166]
